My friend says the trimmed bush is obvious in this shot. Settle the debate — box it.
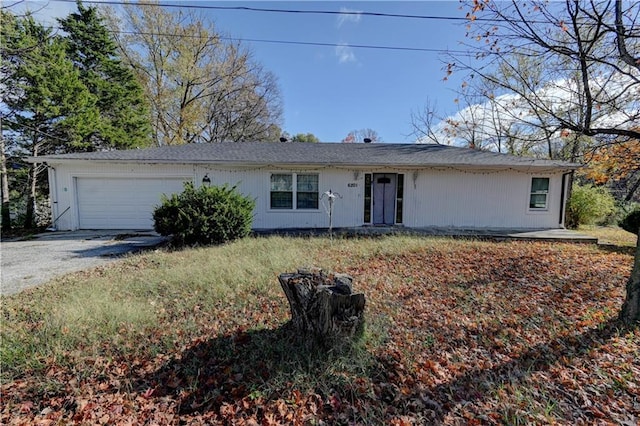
[620,209,640,236]
[153,182,255,246]
[566,183,615,228]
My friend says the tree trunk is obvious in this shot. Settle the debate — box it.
[24,159,40,229]
[24,138,40,229]
[278,267,366,349]
[0,127,11,232]
[624,175,640,202]
[619,231,640,326]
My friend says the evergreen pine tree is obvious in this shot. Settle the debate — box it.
[2,14,98,226]
[58,1,151,150]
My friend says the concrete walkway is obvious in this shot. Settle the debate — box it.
[494,228,598,243]
[404,227,598,243]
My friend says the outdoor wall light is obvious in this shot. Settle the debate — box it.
[202,174,211,187]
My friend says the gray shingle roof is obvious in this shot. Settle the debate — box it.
[33,142,579,170]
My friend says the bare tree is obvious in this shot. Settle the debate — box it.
[341,128,382,143]
[410,98,444,144]
[455,0,640,325]
[411,60,557,155]
[419,45,596,159]
[457,1,639,141]
[106,1,282,145]
[443,90,495,150]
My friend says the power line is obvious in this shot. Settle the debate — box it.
[19,0,479,55]
[52,0,493,22]
[116,30,469,54]
[38,24,471,55]
[230,38,466,54]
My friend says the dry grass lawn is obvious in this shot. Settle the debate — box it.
[1,235,639,425]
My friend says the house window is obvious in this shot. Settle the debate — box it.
[270,174,293,209]
[529,177,550,209]
[296,174,319,209]
[270,173,318,210]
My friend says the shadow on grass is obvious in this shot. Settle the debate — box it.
[597,243,637,256]
[136,316,625,421]
[70,238,169,258]
[137,322,370,417]
[424,318,625,417]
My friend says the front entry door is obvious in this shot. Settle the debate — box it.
[373,173,397,225]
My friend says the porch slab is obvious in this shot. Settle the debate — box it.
[409,227,598,243]
[253,227,598,243]
[501,228,598,243]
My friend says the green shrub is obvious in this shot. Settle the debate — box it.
[620,209,640,235]
[566,183,615,228]
[153,182,255,246]
[609,201,640,227]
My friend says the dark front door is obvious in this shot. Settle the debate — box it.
[372,173,397,225]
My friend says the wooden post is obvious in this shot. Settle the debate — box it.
[278,267,366,348]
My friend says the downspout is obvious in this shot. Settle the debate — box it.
[46,165,58,231]
[44,165,72,231]
[559,172,571,228]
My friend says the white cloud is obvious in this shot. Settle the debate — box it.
[337,7,362,27]
[417,70,640,150]
[335,43,356,64]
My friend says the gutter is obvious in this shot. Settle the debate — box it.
[27,157,582,172]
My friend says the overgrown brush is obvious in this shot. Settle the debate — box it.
[566,183,616,228]
[3,235,635,425]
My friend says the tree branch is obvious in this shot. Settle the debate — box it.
[616,0,640,70]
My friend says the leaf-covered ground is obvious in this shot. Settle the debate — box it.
[2,237,639,425]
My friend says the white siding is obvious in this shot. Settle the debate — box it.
[199,167,362,229]
[404,169,564,228]
[47,161,567,231]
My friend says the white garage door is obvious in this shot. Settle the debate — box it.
[76,177,189,229]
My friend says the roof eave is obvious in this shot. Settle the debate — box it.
[28,156,582,171]
[29,158,581,171]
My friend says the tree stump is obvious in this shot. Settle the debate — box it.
[278,267,366,348]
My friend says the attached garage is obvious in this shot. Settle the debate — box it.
[75,177,188,230]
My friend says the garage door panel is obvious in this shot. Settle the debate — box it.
[76,178,188,229]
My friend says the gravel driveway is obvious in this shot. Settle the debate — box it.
[1,230,167,296]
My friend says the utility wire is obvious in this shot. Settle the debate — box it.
[52,0,495,22]
[16,0,506,55]
[226,38,467,54]
[37,25,472,55]
[116,29,470,54]
[20,0,483,55]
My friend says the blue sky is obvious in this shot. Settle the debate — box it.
[11,1,471,143]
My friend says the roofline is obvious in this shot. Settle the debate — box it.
[29,156,581,171]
